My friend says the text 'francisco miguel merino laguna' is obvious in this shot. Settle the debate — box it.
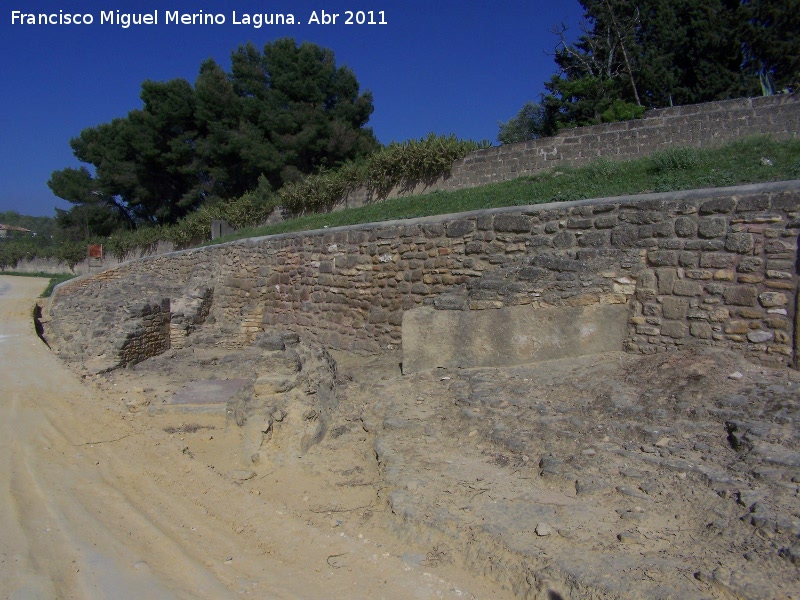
[10,9,388,28]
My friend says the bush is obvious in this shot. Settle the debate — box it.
[278,165,363,214]
[278,133,491,214]
[100,177,279,257]
[651,147,703,172]
[585,157,621,179]
[53,239,89,268]
[600,99,646,123]
[366,133,491,195]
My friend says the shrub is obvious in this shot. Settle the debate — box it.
[278,133,491,214]
[585,157,620,179]
[651,146,703,172]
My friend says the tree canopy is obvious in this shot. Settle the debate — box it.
[499,0,799,143]
[49,38,379,236]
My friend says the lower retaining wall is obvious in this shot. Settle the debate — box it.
[47,181,800,372]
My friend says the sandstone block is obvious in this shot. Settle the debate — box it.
[678,252,699,267]
[766,317,790,330]
[736,194,770,212]
[662,297,688,320]
[368,308,388,323]
[690,322,713,339]
[685,269,713,280]
[766,270,792,280]
[697,217,727,239]
[638,270,657,290]
[737,274,764,284]
[648,251,678,267]
[709,307,730,322]
[765,281,795,290]
[747,330,773,343]
[464,241,485,254]
[737,257,764,272]
[725,320,749,334]
[546,232,575,251]
[493,214,533,233]
[446,219,476,237]
[725,233,754,254]
[722,286,757,306]
[567,218,594,229]
[594,215,617,229]
[578,231,610,247]
[656,268,677,294]
[673,280,703,296]
[684,240,724,251]
[433,294,467,311]
[700,253,737,269]
[642,303,661,317]
[661,321,688,339]
[700,197,735,214]
[611,224,639,248]
[774,331,791,344]
[636,324,660,336]
[674,216,697,237]
[759,292,788,307]
[713,270,735,281]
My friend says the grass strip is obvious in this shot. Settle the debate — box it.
[209,136,800,245]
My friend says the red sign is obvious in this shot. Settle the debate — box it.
[88,244,103,259]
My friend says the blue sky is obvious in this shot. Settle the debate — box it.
[1,0,584,217]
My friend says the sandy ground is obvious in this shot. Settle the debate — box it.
[5,274,800,599]
[0,275,509,600]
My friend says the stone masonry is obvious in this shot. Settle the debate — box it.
[340,95,799,208]
[46,181,800,373]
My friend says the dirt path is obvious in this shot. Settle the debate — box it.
[0,275,507,599]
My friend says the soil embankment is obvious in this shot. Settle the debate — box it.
[0,275,503,599]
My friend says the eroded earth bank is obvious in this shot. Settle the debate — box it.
[1,276,509,600]
[8,271,800,598]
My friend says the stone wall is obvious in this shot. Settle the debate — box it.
[47,181,800,372]
[14,96,798,280]
[340,95,800,208]
[118,299,171,366]
[5,241,177,276]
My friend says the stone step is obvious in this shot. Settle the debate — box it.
[147,378,250,416]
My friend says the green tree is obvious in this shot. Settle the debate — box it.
[50,38,378,235]
[504,0,794,140]
[47,166,132,239]
[256,39,379,186]
[497,101,556,144]
[635,0,754,107]
[541,0,645,130]
[740,0,800,93]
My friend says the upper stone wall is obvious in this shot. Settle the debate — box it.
[47,181,800,373]
[341,95,800,208]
